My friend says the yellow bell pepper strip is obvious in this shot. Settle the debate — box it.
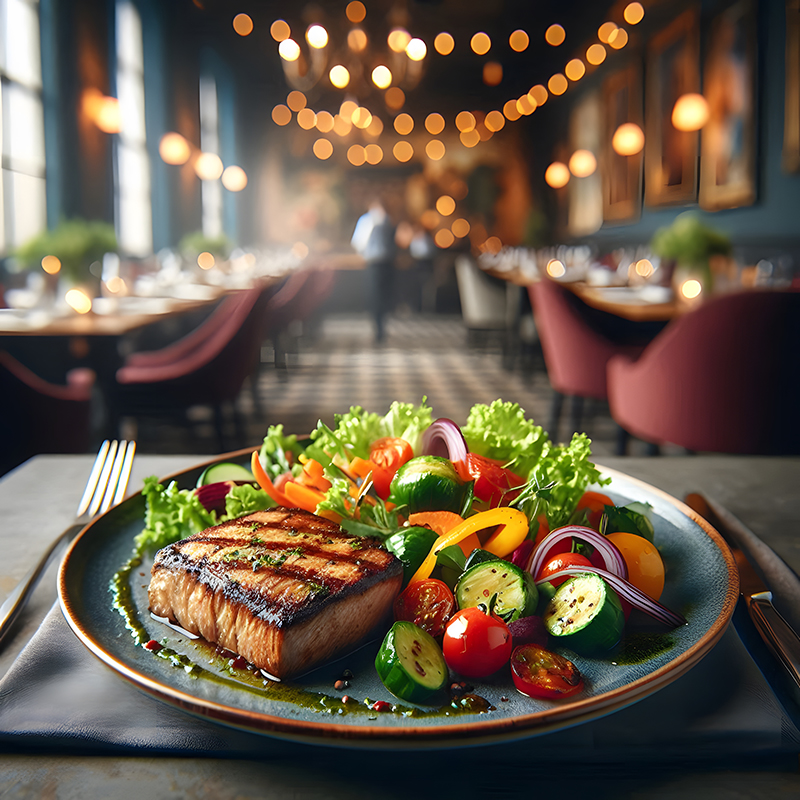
[251,450,291,507]
[408,507,530,585]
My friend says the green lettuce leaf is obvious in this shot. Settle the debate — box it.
[259,424,304,479]
[315,476,401,539]
[224,483,275,519]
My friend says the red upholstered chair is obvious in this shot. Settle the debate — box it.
[0,350,96,475]
[607,290,800,454]
[528,278,645,441]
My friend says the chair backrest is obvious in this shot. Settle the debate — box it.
[263,268,337,334]
[609,289,800,453]
[528,278,640,399]
[454,255,508,329]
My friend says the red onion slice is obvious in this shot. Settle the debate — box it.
[194,481,231,513]
[536,566,686,628]
[421,418,469,463]
[529,525,628,581]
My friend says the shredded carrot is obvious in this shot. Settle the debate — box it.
[251,450,291,506]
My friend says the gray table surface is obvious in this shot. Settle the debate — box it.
[1,453,799,797]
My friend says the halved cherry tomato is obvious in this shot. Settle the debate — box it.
[369,437,414,499]
[606,531,665,601]
[537,552,594,586]
[393,578,455,638]
[576,491,614,530]
[454,454,525,507]
[510,644,584,699]
[442,605,513,678]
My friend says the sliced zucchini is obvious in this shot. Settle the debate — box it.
[196,462,255,487]
[375,621,449,703]
[455,559,538,623]
[542,572,625,656]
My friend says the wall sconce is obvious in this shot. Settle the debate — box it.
[545,161,571,188]
[671,93,709,132]
[568,149,597,177]
[612,122,645,155]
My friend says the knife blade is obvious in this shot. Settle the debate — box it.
[685,492,800,693]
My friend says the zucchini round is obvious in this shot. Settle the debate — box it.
[455,559,538,623]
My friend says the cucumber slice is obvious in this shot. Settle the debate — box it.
[455,559,538,623]
[542,572,625,656]
[375,621,449,703]
[196,462,255,487]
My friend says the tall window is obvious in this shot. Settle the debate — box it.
[199,73,222,238]
[0,0,46,255]
[115,0,151,256]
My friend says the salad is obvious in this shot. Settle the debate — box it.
[136,398,685,706]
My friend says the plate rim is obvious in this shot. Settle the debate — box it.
[58,451,740,748]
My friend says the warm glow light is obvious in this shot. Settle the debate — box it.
[385,87,405,109]
[291,242,309,259]
[297,108,317,129]
[287,91,307,112]
[477,121,493,142]
[394,113,414,135]
[485,110,505,132]
[270,20,290,42]
[340,100,358,119]
[434,32,455,55]
[546,259,566,278]
[159,132,191,165]
[426,139,446,160]
[455,111,476,132]
[460,129,480,147]
[529,85,548,106]
[364,143,383,164]
[436,195,456,216]
[545,24,565,46]
[672,93,710,131]
[504,99,522,121]
[351,106,372,129]
[624,2,645,25]
[612,123,645,155]
[346,1,366,23]
[406,38,427,61]
[194,152,224,180]
[516,94,536,115]
[451,218,470,238]
[65,289,92,314]
[393,141,414,162]
[233,13,253,36]
[347,144,366,166]
[483,236,502,254]
[348,28,367,51]
[306,25,328,49]
[470,32,491,55]
[586,43,607,65]
[272,104,292,126]
[483,62,503,86]
[635,258,654,277]
[545,161,570,188]
[84,91,121,133]
[372,65,392,88]
[681,278,703,299]
[608,28,628,49]
[420,209,440,229]
[313,138,334,160]
[366,116,384,137]
[222,165,247,191]
[105,276,125,293]
[509,30,529,52]
[197,252,216,270]
[316,110,334,132]
[388,28,411,53]
[435,229,455,248]
[598,22,618,43]
[278,38,301,61]
[425,113,445,134]
[569,149,597,177]
[333,114,352,136]
[329,65,351,88]
[41,255,61,274]
[548,73,568,95]
[565,58,585,81]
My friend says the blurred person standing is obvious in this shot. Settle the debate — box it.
[351,198,396,342]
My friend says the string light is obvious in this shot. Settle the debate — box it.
[569,149,597,177]
[545,24,565,46]
[672,93,709,131]
[612,123,645,155]
[545,162,570,188]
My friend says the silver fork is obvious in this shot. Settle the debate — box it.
[0,439,136,644]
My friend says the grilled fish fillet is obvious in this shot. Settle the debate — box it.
[148,507,403,678]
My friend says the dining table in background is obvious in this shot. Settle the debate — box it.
[0,452,798,797]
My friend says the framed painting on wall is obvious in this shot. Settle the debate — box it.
[644,7,702,207]
[699,0,757,209]
[785,0,800,172]
[602,63,644,224]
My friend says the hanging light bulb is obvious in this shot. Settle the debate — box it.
[672,93,709,131]
[612,123,645,156]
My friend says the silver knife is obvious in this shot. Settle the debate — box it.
[685,492,800,693]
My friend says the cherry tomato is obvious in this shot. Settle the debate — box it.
[510,644,584,699]
[576,491,614,530]
[606,532,665,601]
[393,578,455,638]
[537,552,594,586]
[454,454,525,508]
[369,437,414,499]
[442,606,513,677]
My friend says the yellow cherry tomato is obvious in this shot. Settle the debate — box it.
[606,531,665,601]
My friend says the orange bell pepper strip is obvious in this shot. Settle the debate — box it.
[407,507,530,585]
[284,481,326,514]
[299,456,332,492]
[251,450,291,506]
